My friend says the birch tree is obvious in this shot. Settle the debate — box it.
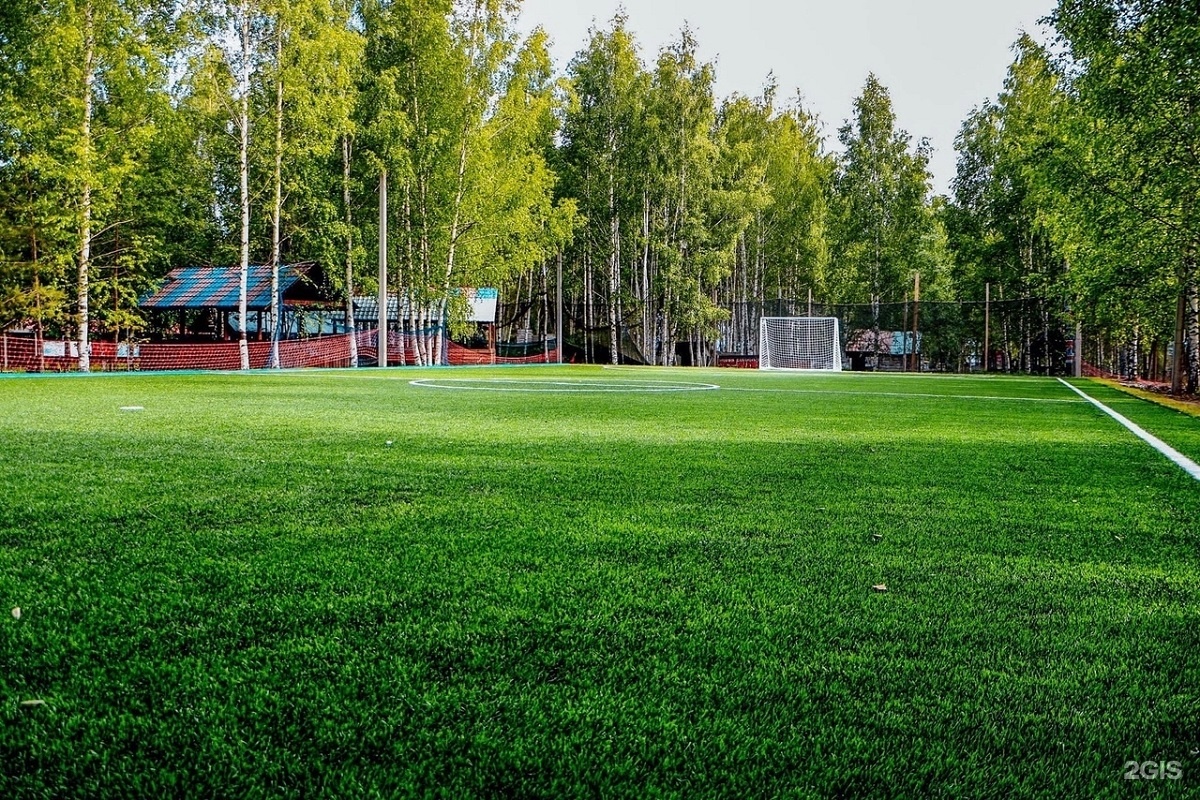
[257,0,363,367]
[831,74,946,305]
[1047,1,1200,390]
[559,15,647,363]
[361,0,568,364]
[0,0,174,368]
[716,85,831,307]
[647,31,750,365]
[237,0,261,368]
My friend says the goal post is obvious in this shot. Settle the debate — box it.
[759,317,843,371]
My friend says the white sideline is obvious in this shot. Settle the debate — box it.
[1057,378,1200,482]
[720,386,1083,403]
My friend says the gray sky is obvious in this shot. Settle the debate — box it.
[515,0,1057,196]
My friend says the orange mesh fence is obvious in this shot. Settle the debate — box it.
[1,331,557,372]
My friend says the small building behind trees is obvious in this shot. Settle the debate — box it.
[845,329,922,372]
[138,262,337,341]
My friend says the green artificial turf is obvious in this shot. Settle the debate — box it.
[1,366,1197,798]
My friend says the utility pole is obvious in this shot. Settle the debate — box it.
[556,252,564,364]
[984,282,990,373]
[378,169,388,368]
[911,271,920,372]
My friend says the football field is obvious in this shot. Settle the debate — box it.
[2,366,1197,797]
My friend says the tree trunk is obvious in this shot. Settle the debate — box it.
[435,296,448,364]
[1000,285,1010,372]
[608,143,619,365]
[237,0,252,371]
[541,259,550,350]
[269,23,284,369]
[1172,286,1186,395]
[343,135,357,367]
[662,247,677,367]
[1188,276,1199,394]
[1043,301,1051,377]
[77,0,95,372]
[399,181,413,367]
[438,0,489,368]
[642,192,651,360]
[584,231,592,363]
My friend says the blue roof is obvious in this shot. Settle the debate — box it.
[353,288,498,322]
[139,264,313,310]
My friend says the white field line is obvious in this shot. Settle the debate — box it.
[600,365,1060,383]
[720,386,1084,404]
[1057,378,1200,481]
[409,378,719,393]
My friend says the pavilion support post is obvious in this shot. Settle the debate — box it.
[378,169,388,368]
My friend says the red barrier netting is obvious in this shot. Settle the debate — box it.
[717,354,759,369]
[1,332,367,372]
[496,349,560,365]
[1,332,561,372]
[1081,361,1119,379]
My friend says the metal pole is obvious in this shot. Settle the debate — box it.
[1075,321,1083,379]
[912,271,920,372]
[984,282,990,373]
[556,252,564,365]
[378,169,388,368]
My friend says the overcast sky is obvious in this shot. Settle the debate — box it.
[515,0,1057,197]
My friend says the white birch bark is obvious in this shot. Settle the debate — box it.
[608,156,619,364]
[343,135,357,367]
[269,22,284,369]
[237,0,252,371]
[1188,277,1199,393]
[439,0,489,367]
[77,0,95,372]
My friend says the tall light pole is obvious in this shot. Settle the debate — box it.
[378,169,388,368]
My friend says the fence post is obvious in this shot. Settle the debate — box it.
[377,169,388,369]
[556,252,563,365]
[911,272,920,372]
[984,283,990,373]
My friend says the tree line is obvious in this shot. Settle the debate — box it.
[1,1,1196,388]
[948,1,1200,391]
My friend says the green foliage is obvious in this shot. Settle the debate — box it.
[557,14,651,358]
[830,74,948,305]
[0,0,183,342]
[358,0,569,364]
[8,0,1191,377]
[556,21,798,364]
[949,6,1200,384]
[725,85,833,300]
[258,0,365,274]
[1045,2,1199,383]
[945,38,1072,375]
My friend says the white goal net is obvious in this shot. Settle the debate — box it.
[759,317,843,371]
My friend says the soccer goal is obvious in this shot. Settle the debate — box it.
[759,317,843,371]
